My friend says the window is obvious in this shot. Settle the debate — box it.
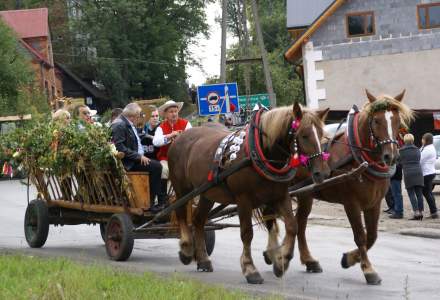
[418,3,440,29]
[346,11,375,37]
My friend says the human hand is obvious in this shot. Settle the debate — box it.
[140,155,150,166]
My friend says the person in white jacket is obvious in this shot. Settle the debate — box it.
[420,133,438,219]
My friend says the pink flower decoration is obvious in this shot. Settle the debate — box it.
[299,154,309,166]
[291,119,300,130]
[322,152,330,161]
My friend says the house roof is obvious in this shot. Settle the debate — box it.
[284,0,346,62]
[287,0,334,29]
[19,39,52,67]
[55,62,107,100]
[0,8,49,39]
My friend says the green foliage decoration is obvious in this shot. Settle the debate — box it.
[0,119,124,179]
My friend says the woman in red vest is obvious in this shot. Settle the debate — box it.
[153,100,192,210]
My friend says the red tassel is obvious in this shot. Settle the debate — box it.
[207,170,214,182]
[289,154,300,168]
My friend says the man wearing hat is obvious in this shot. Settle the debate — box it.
[112,103,164,211]
[153,100,192,209]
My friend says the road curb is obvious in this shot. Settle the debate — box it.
[399,228,440,239]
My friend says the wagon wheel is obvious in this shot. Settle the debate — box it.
[24,199,49,248]
[204,230,215,256]
[99,223,107,242]
[105,213,134,261]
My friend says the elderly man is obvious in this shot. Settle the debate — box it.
[153,100,192,208]
[112,103,163,210]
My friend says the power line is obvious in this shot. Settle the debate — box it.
[52,52,177,66]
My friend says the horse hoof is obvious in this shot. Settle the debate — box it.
[178,251,192,265]
[263,251,272,265]
[197,261,213,272]
[341,253,350,269]
[245,272,264,284]
[306,261,323,273]
[365,273,382,285]
[273,264,284,278]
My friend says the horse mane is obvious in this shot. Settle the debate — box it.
[362,95,414,127]
[259,105,324,149]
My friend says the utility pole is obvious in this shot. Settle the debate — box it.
[251,0,275,107]
[240,0,251,112]
[220,0,228,83]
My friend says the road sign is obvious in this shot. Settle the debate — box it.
[197,83,239,116]
[238,94,271,108]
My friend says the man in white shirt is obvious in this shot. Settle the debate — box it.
[420,133,438,218]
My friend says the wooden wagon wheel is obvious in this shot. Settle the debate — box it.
[105,213,134,261]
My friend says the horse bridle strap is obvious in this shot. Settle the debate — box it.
[245,109,297,183]
[368,118,398,149]
[347,105,396,179]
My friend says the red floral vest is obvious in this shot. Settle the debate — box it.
[157,119,188,161]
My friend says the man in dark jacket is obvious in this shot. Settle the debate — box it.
[111,103,163,209]
[388,163,404,219]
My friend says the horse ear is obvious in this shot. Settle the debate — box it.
[394,89,406,102]
[293,102,303,119]
[365,89,376,103]
[317,107,330,122]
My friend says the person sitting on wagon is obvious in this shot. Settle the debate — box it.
[112,103,164,211]
[153,100,192,209]
[141,106,160,160]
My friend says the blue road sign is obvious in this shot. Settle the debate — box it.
[197,83,239,116]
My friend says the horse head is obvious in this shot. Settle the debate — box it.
[292,102,331,183]
[364,89,413,166]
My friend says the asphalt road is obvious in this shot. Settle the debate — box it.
[1,179,439,299]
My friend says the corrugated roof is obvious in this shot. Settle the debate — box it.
[0,8,49,39]
[287,0,334,29]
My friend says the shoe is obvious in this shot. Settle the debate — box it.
[389,213,403,219]
[431,213,439,219]
[408,215,422,221]
[383,208,393,214]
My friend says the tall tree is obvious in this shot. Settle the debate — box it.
[69,0,212,106]
[225,0,304,106]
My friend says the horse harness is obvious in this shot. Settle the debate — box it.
[207,108,329,184]
[332,105,396,180]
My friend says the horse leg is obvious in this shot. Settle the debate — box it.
[175,188,194,265]
[297,195,322,273]
[271,194,297,278]
[261,206,279,266]
[360,204,382,284]
[340,203,381,285]
[238,200,264,284]
[193,195,215,272]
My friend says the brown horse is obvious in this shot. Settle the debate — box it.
[294,90,413,285]
[168,103,330,284]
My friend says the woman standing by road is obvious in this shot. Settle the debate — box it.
[399,134,425,220]
[420,133,438,219]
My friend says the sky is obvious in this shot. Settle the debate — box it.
[186,2,237,86]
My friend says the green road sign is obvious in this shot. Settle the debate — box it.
[238,94,271,108]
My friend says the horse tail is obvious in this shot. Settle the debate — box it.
[253,206,278,232]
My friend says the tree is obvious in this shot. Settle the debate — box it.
[67,0,212,106]
[225,0,304,106]
[0,20,48,116]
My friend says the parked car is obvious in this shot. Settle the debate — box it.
[324,122,347,137]
[433,135,440,189]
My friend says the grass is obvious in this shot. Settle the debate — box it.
[0,254,269,300]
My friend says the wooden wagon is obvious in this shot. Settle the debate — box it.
[24,165,235,261]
